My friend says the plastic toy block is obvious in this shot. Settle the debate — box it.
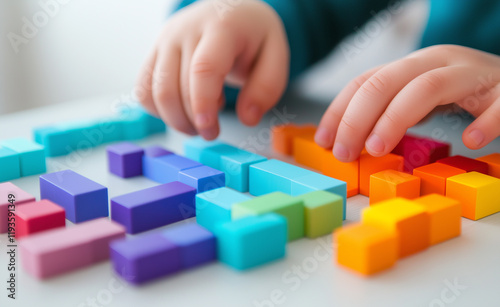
[362,198,430,258]
[178,165,225,193]
[33,127,73,157]
[232,192,304,241]
[111,181,196,234]
[120,106,167,135]
[369,170,420,204]
[15,200,65,238]
[413,194,461,245]
[183,137,232,168]
[0,146,20,181]
[446,172,500,220]
[106,142,144,178]
[0,138,46,176]
[219,149,267,192]
[115,108,149,140]
[271,124,316,156]
[162,223,216,269]
[437,155,489,174]
[335,223,398,276]
[359,153,404,196]
[391,134,416,156]
[249,159,310,196]
[143,145,173,158]
[476,153,500,178]
[215,213,287,270]
[110,233,181,285]
[142,146,174,181]
[393,135,450,172]
[143,154,202,184]
[295,190,343,238]
[54,120,103,148]
[19,218,125,279]
[322,152,359,197]
[95,117,124,143]
[39,170,108,223]
[412,163,466,195]
[0,182,36,233]
[293,134,327,171]
[196,187,252,232]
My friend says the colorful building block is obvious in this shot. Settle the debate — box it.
[249,159,310,196]
[111,181,196,234]
[110,233,182,285]
[359,153,404,196]
[183,137,232,168]
[143,146,173,158]
[178,165,225,193]
[392,134,450,172]
[446,172,500,220]
[232,192,304,241]
[295,190,343,238]
[106,142,144,178]
[33,126,73,157]
[476,153,500,178]
[0,182,36,233]
[162,223,216,269]
[271,124,316,156]
[437,155,489,174]
[15,200,65,238]
[54,120,103,148]
[0,146,20,182]
[293,134,327,172]
[196,187,252,232]
[322,152,360,197]
[39,170,108,223]
[412,163,466,195]
[215,214,287,270]
[142,154,202,184]
[142,146,174,180]
[369,170,420,204]
[116,108,149,140]
[362,198,430,258]
[0,138,46,176]
[219,150,267,192]
[20,218,125,279]
[335,223,398,276]
[413,194,461,245]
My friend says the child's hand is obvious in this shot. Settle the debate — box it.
[136,0,289,140]
[315,45,500,162]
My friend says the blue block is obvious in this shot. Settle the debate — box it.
[196,187,252,232]
[111,181,196,234]
[0,147,20,182]
[1,138,46,176]
[39,170,108,223]
[220,150,267,192]
[249,159,309,196]
[162,223,216,269]
[178,165,225,193]
[33,127,73,157]
[215,213,287,270]
[143,146,173,158]
[184,137,238,169]
[144,154,202,184]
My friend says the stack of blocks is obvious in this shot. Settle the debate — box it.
[0,138,46,181]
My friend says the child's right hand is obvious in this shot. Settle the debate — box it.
[136,0,289,140]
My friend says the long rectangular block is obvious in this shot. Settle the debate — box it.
[111,182,196,234]
[412,163,466,195]
[143,146,173,158]
[0,138,46,176]
[33,126,73,157]
[40,170,109,223]
[15,200,65,238]
[178,165,225,193]
[476,153,500,178]
[0,182,36,233]
[143,154,201,184]
[0,146,20,181]
[437,155,489,174]
[220,150,267,192]
[20,218,125,279]
[359,153,404,196]
[107,142,144,178]
[249,159,310,196]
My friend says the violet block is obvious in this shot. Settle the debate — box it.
[110,233,182,285]
[162,223,216,269]
[143,154,202,184]
[107,142,144,178]
[111,181,196,234]
[178,165,225,193]
[40,170,108,223]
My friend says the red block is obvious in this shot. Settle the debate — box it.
[393,134,450,172]
[437,155,489,174]
[15,200,66,238]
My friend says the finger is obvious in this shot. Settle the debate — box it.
[179,37,200,134]
[368,66,499,156]
[463,92,500,149]
[136,48,159,116]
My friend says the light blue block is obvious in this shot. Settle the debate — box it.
[214,213,287,270]
[94,118,124,143]
[0,146,20,182]
[117,113,149,140]
[33,127,73,157]
[196,187,252,232]
[55,120,102,149]
[291,173,347,220]
[143,154,201,184]
[141,112,167,134]
[178,165,225,193]
[220,150,267,192]
[0,138,46,176]
[249,159,309,196]
[183,137,224,167]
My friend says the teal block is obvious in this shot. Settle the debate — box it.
[215,213,287,270]
[55,120,102,148]
[117,113,149,140]
[0,147,20,181]
[196,187,252,232]
[95,118,124,143]
[220,150,267,192]
[141,112,167,134]
[183,137,239,169]
[249,159,309,196]
[33,127,73,157]
[0,138,46,176]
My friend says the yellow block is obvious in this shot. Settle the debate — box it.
[446,172,500,220]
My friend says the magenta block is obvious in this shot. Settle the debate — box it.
[0,182,36,233]
[393,134,450,172]
[107,142,144,178]
[178,165,225,193]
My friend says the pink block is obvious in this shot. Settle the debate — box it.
[19,218,125,279]
[15,200,66,238]
[393,134,450,172]
[0,182,36,233]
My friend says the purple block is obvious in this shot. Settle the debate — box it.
[143,154,202,184]
[111,181,196,234]
[110,233,181,285]
[162,223,216,269]
[144,146,173,158]
[40,170,108,223]
[107,142,144,178]
[178,165,225,193]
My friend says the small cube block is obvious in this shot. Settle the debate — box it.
[219,149,267,192]
[249,159,310,196]
[33,126,73,157]
[437,155,489,174]
[143,154,201,184]
[394,135,450,172]
[412,163,466,195]
[178,165,225,193]
[322,152,359,197]
[0,182,36,233]
[369,170,420,204]
[15,200,65,238]
[183,137,235,168]
[476,153,500,178]
[359,153,404,196]
[0,138,46,176]
[106,142,144,178]
[0,146,20,181]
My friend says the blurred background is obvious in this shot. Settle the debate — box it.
[0,0,428,115]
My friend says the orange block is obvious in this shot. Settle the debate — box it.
[362,198,430,258]
[323,154,359,197]
[359,153,404,196]
[335,223,398,276]
[271,124,316,156]
[412,163,466,195]
[476,153,500,179]
[293,134,325,171]
[413,194,461,245]
[369,170,420,204]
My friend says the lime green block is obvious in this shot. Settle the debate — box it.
[295,190,343,238]
[232,192,304,241]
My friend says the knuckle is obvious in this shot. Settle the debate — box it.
[339,116,358,133]
[360,73,391,98]
[191,59,219,78]
[153,84,177,104]
[382,109,404,129]
[414,72,445,95]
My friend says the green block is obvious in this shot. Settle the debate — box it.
[295,190,343,238]
[232,192,304,241]
[0,138,46,176]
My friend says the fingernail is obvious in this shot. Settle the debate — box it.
[247,104,261,124]
[200,126,218,140]
[333,142,350,161]
[315,127,333,147]
[468,129,484,147]
[366,134,385,154]
[195,113,211,129]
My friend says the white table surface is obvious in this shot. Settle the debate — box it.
[1,93,499,307]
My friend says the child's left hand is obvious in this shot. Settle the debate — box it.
[314,45,500,162]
